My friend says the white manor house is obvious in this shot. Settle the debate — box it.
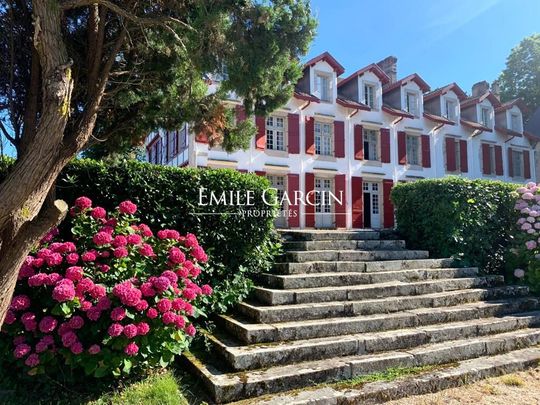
[145,52,540,230]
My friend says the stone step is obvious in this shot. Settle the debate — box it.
[261,267,479,290]
[279,230,380,241]
[273,258,455,275]
[253,275,504,306]
[253,348,540,405]
[184,328,540,403]
[283,239,406,251]
[279,249,430,263]
[238,286,529,323]
[219,297,539,344]
[209,310,540,371]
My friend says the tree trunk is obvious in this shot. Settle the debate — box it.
[0,0,74,326]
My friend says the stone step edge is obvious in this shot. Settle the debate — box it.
[273,258,456,274]
[209,310,540,371]
[183,328,540,403]
[239,286,527,321]
[246,347,540,405]
[219,296,538,344]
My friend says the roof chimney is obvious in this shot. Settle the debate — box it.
[472,81,489,98]
[376,56,397,84]
[491,80,501,100]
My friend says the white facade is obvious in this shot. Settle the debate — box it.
[145,52,539,230]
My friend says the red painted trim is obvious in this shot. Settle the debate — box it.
[446,137,456,172]
[351,176,363,228]
[334,174,347,228]
[397,131,407,165]
[354,125,364,160]
[237,169,248,173]
[336,97,371,111]
[334,121,345,158]
[421,135,431,168]
[423,112,455,125]
[381,128,391,164]
[383,179,395,229]
[305,173,315,227]
[255,116,266,150]
[304,51,345,76]
[338,63,390,87]
[294,91,320,103]
[305,117,315,155]
[524,150,531,179]
[288,113,300,154]
[287,174,300,228]
[460,119,492,133]
[255,170,266,176]
[423,83,467,102]
[382,104,414,119]
[495,125,522,137]
[495,145,503,176]
[383,73,431,93]
[459,139,468,173]
[482,143,491,175]
[508,147,514,177]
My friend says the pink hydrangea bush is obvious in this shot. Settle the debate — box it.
[512,182,540,290]
[1,197,212,377]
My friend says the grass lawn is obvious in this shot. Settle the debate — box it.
[0,367,211,405]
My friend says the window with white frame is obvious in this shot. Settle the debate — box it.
[363,128,379,161]
[315,121,333,156]
[315,72,332,102]
[445,99,457,121]
[406,134,421,166]
[511,113,521,132]
[513,150,524,178]
[364,83,376,108]
[481,107,491,127]
[265,115,286,151]
[406,91,419,117]
[266,174,286,210]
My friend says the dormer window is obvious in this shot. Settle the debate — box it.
[405,91,419,117]
[444,99,457,121]
[511,113,521,132]
[364,83,376,108]
[481,107,491,127]
[315,72,332,102]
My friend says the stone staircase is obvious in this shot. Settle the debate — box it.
[184,230,540,404]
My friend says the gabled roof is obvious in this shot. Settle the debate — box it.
[495,125,522,137]
[337,64,390,87]
[423,112,455,125]
[383,73,431,94]
[336,97,371,111]
[303,51,345,76]
[382,104,414,118]
[293,91,320,103]
[423,83,467,102]
[460,119,492,132]
[460,92,501,109]
[495,98,528,114]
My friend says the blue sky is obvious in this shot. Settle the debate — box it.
[306,0,539,93]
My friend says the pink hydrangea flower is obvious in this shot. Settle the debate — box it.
[140,282,155,297]
[70,342,84,354]
[111,307,126,321]
[39,316,58,333]
[514,268,525,278]
[86,307,101,321]
[127,234,142,245]
[66,253,80,265]
[112,235,128,247]
[185,324,196,337]
[119,200,137,215]
[68,315,85,329]
[108,323,124,337]
[88,344,101,355]
[157,298,172,313]
[162,311,176,325]
[45,252,63,266]
[161,270,178,284]
[153,276,171,293]
[192,246,208,263]
[81,251,97,262]
[14,344,31,359]
[25,353,40,367]
[11,295,31,311]
[91,207,107,219]
[61,331,78,348]
[52,282,76,302]
[97,296,112,311]
[93,231,113,246]
[168,247,186,264]
[526,240,537,250]
[4,310,16,324]
[139,244,155,257]
[146,308,158,319]
[138,224,153,237]
[124,342,139,356]
[123,324,138,339]
[114,247,129,258]
[136,322,150,336]
[183,289,197,301]
[135,299,149,311]
[174,316,186,329]
[75,196,92,209]
[65,266,84,281]
[201,284,213,295]
[90,284,106,299]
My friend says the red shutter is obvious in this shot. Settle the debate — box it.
[288,114,300,154]
[334,174,347,228]
[305,173,315,227]
[334,121,345,158]
[351,176,363,228]
[255,170,266,176]
[482,144,491,175]
[524,150,531,179]
[459,140,468,173]
[255,116,266,150]
[354,125,364,160]
[305,117,315,155]
[495,145,503,176]
[397,131,407,165]
[287,174,300,228]
[383,179,395,229]
[446,137,456,172]
[508,147,514,177]
[421,135,431,168]
[237,169,248,173]
[235,105,246,122]
[381,128,391,163]
[195,132,208,143]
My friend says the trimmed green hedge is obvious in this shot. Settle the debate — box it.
[391,177,518,272]
[0,158,279,313]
